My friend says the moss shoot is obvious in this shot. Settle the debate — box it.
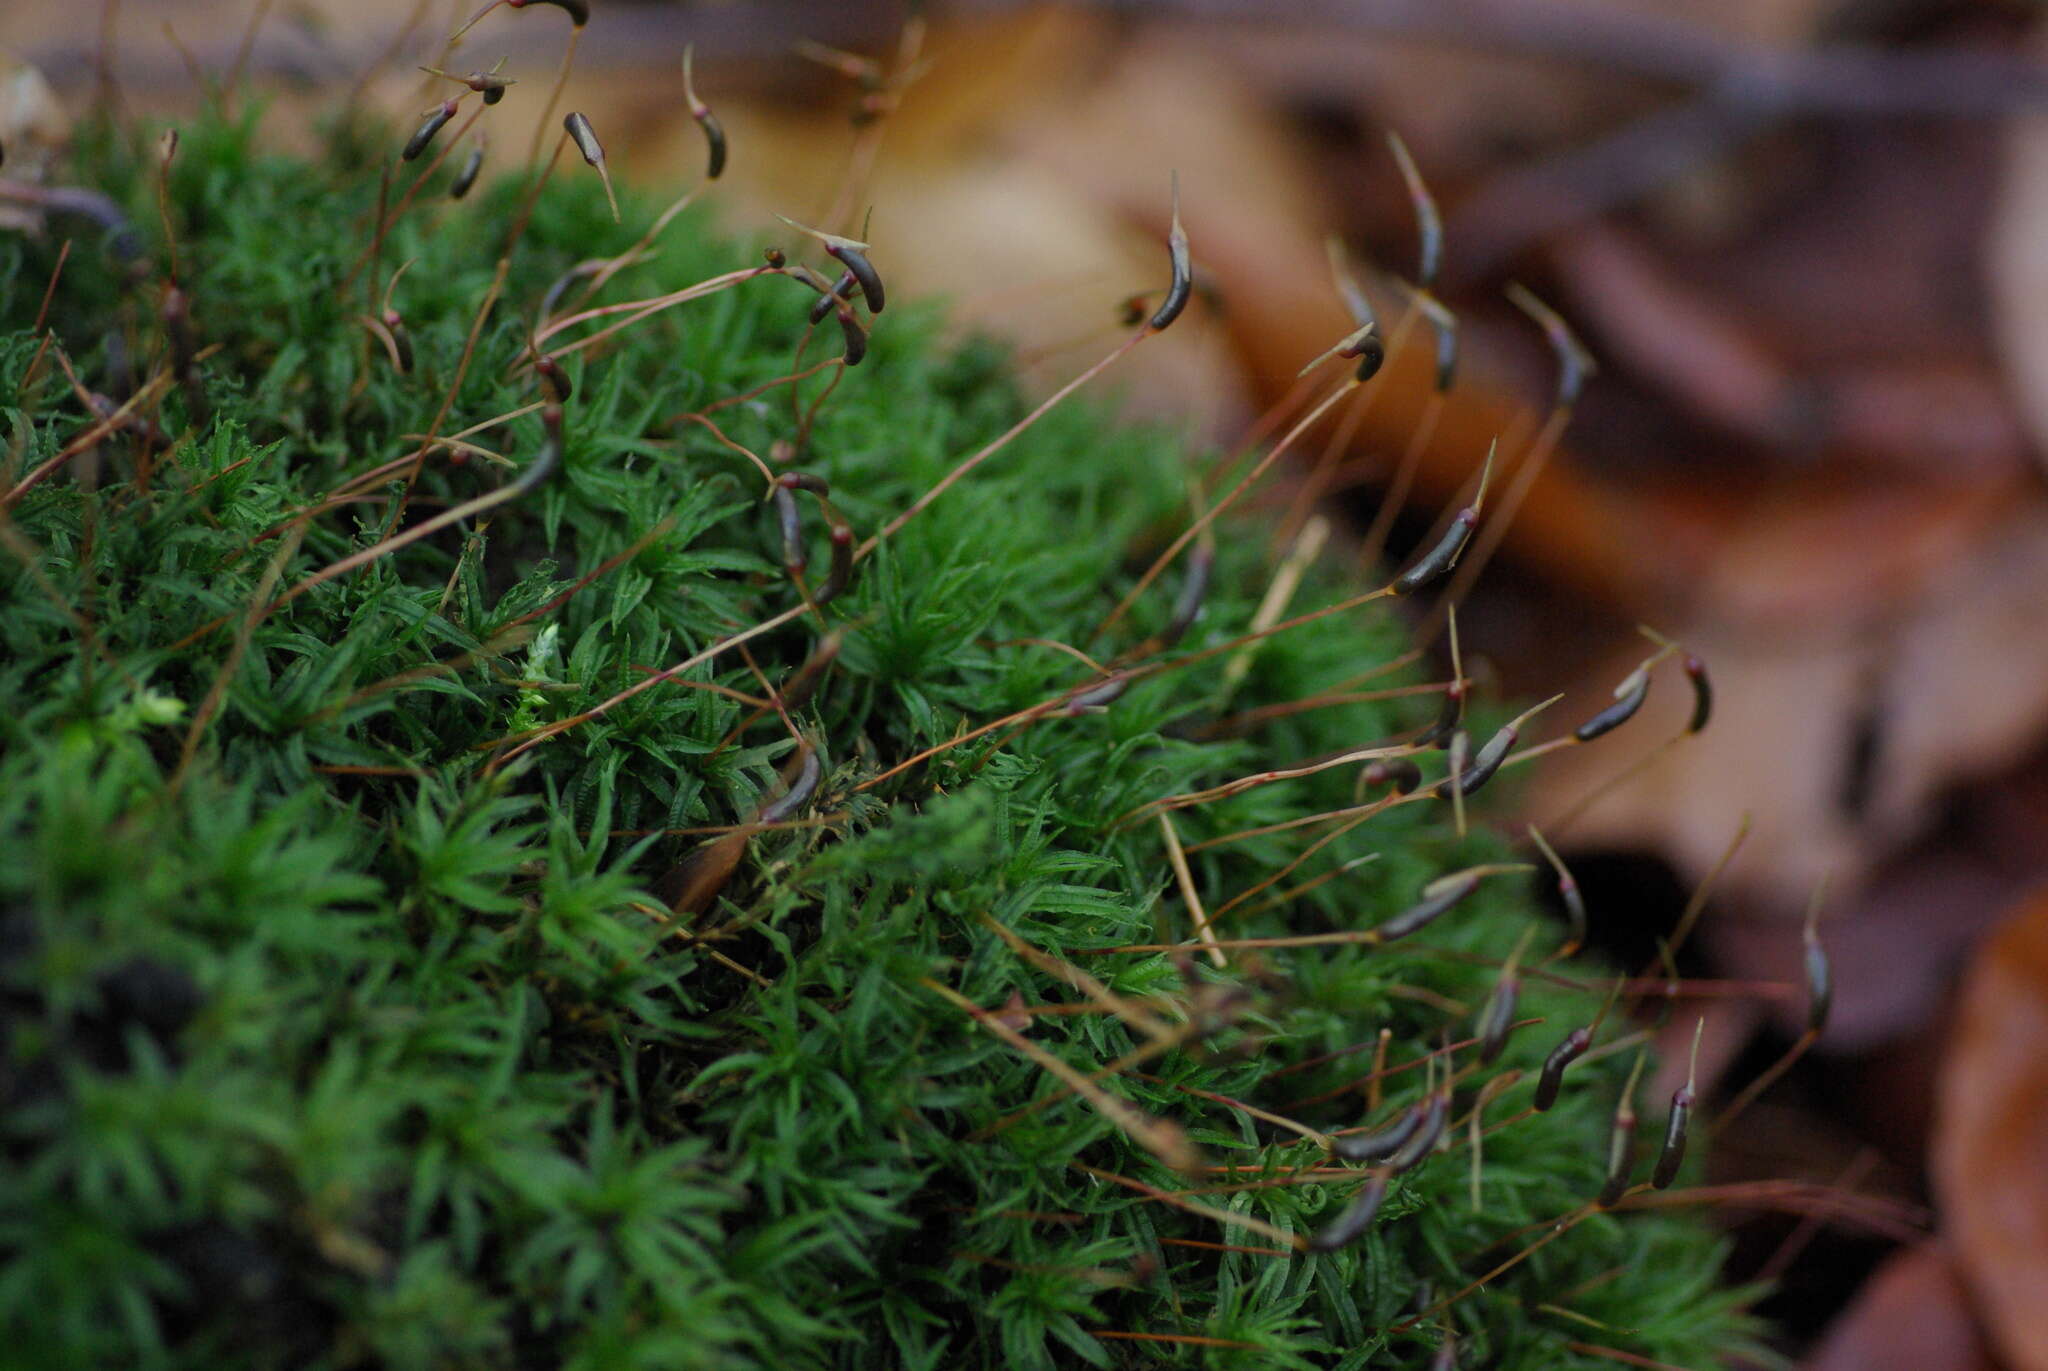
[0,106,1759,1368]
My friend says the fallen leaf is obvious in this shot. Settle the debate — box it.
[1989,17,2048,483]
[1934,888,2048,1371]
[1520,488,2048,909]
[1806,1241,2001,1371]
[0,56,70,236]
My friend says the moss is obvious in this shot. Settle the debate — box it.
[0,106,1760,1368]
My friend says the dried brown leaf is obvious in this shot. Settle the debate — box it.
[1934,888,2048,1371]
[1807,1241,2001,1371]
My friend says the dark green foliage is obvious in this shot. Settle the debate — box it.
[0,107,1760,1368]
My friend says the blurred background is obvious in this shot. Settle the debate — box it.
[6,1,2047,1366]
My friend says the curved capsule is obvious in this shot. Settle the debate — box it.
[773,486,807,576]
[1363,758,1422,796]
[1161,542,1214,647]
[450,142,486,198]
[809,270,857,325]
[509,0,588,23]
[564,110,604,166]
[1684,652,1713,733]
[1804,917,1833,1035]
[563,111,618,219]
[1438,694,1558,800]
[1149,177,1191,332]
[1387,131,1442,293]
[1528,826,1586,955]
[835,305,868,366]
[539,259,602,321]
[1390,508,1476,596]
[815,525,856,605]
[1413,680,1465,750]
[1533,1027,1591,1112]
[1331,1102,1426,1162]
[696,107,728,179]
[828,244,886,314]
[1386,1092,1447,1173]
[534,353,573,403]
[33,186,144,266]
[1326,244,1383,380]
[757,745,822,824]
[1416,293,1459,393]
[778,472,830,497]
[403,100,458,161]
[1434,720,1514,799]
[778,632,842,713]
[1061,675,1129,715]
[1352,333,1387,383]
[786,263,833,298]
[1574,667,1649,742]
[683,48,728,179]
[1307,1173,1388,1253]
[1475,968,1520,1066]
[1374,872,1480,943]
[1596,1116,1636,1207]
[1651,1085,1693,1189]
[383,312,415,374]
[514,404,566,494]
[1507,282,1598,411]
[1596,1057,1645,1208]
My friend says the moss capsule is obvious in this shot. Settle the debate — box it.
[1533,1027,1591,1112]
[757,744,822,824]
[1507,282,1598,412]
[1574,666,1650,742]
[403,100,459,161]
[773,486,807,577]
[828,244,885,315]
[809,270,857,325]
[778,472,830,496]
[1596,1054,1646,1208]
[1387,130,1442,292]
[534,353,572,403]
[1474,930,1531,1066]
[450,142,485,198]
[1651,1087,1693,1189]
[1376,873,1479,943]
[1331,1102,1426,1163]
[1391,509,1476,596]
[1161,542,1213,647]
[682,47,728,179]
[1386,1091,1447,1173]
[835,305,868,366]
[1363,758,1423,795]
[1804,906,1832,1036]
[1308,1173,1388,1253]
[1684,652,1713,733]
[382,310,414,374]
[1351,333,1387,382]
[1060,676,1130,715]
[508,0,587,23]
[562,112,618,220]
[1416,292,1459,393]
[1413,679,1465,749]
[1653,1021,1703,1189]
[1527,826,1586,956]
[815,524,856,605]
[1149,174,1191,332]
